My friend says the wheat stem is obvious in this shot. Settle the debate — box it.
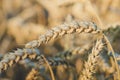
[41,55,55,80]
[103,34,120,80]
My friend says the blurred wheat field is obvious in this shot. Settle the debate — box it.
[0,0,120,80]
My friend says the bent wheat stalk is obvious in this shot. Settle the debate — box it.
[25,21,101,48]
[103,34,120,80]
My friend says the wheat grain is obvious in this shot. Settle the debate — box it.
[26,68,40,80]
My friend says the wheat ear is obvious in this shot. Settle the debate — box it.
[0,48,40,72]
[25,21,101,48]
[0,49,69,72]
[79,39,104,80]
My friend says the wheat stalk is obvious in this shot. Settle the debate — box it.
[0,20,119,79]
[79,39,104,80]
[25,21,101,48]
[41,55,55,80]
[103,34,120,80]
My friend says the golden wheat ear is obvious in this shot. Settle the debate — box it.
[25,21,101,48]
[79,39,105,80]
[0,48,40,73]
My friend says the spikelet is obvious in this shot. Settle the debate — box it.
[26,68,40,80]
[25,21,101,48]
[79,39,104,80]
[0,48,40,72]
